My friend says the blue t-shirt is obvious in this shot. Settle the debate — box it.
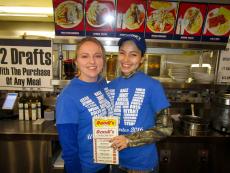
[56,77,113,173]
[108,72,170,171]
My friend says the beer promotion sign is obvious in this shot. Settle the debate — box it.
[0,39,53,91]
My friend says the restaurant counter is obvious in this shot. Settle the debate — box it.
[0,119,230,173]
[0,119,229,141]
[0,119,58,140]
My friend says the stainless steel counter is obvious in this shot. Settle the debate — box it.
[0,119,229,142]
[0,119,58,140]
[0,119,230,173]
[0,119,59,173]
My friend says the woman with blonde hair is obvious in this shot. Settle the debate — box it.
[56,37,112,173]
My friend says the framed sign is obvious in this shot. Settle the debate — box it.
[174,2,207,41]
[217,44,230,84]
[0,39,53,91]
[85,0,116,37]
[53,0,85,36]
[145,1,178,40]
[202,4,230,43]
[116,0,147,37]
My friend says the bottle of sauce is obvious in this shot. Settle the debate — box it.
[24,92,30,121]
[18,92,24,120]
[31,90,37,121]
[35,89,43,119]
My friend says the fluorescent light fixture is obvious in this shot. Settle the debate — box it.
[23,31,55,38]
[191,64,212,73]
[0,13,49,17]
[191,64,211,68]
[0,6,53,17]
[15,30,55,38]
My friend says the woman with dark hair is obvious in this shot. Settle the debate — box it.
[109,34,173,173]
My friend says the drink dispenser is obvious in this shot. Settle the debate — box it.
[63,59,76,79]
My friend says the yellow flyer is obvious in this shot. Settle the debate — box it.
[92,116,119,164]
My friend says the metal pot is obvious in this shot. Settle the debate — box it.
[211,91,230,133]
[180,115,210,136]
[180,104,210,136]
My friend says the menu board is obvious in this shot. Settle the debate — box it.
[145,1,178,40]
[116,0,146,37]
[174,2,207,41]
[93,116,119,164]
[85,0,116,37]
[53,0,85,36]
[202,4,230,43]
[52,1,229,46]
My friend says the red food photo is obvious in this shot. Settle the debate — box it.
[203,4,230,36]
[116,0,146,37]
[146,1,177,34]
[86,1,110,27]
[85,0,116,37]
[175,2,206,36]
[53,0,85,36]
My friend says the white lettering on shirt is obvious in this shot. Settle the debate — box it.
[112,88,145,126]
[80,88,113,117]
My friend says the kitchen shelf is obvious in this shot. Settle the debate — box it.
[51,79,221,90]
[162,82,215,89]
[51,80,70,88]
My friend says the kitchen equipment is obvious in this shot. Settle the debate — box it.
[106,55,117,81]
[146,55,161,77]
[180,104,209,136]
[168,64,190,83]
[63,59,76,79]
[191,71,214,84]
[211,90,230,133]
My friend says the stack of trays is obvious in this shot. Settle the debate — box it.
[192,72,214,84]
[168,65,190,83]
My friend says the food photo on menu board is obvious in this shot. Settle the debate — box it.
[145,1,178,40]
[116,0,146,37]
[85,0,116,37]
[202,4,230,43]
[53,0,85,36]
[174,2,207,41]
